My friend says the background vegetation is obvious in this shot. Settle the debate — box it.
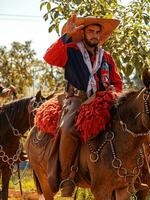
[0,41,64,99]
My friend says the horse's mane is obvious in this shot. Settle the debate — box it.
[117,89,139,106]
[0,97,32,123]
[110,88,143,117]
[0,96,33,143]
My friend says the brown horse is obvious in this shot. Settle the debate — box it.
[113,139,150,200]
[26,68,150,200]
[134,138,150,200]
[0,90,50,200]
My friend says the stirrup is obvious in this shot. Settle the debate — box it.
[135,183,149,191]
[59,178,76,190]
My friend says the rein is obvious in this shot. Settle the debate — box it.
[0,142,23,173]
[5,112,22,137]
[119,88,150,137]
[119,120,150,137]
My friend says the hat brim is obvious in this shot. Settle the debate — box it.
[62,17,120,45]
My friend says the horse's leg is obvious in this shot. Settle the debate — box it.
[38,194,46,200]
[92,185,112,200]
[115,188,130,200]
[111,190,116,200]
[1,167,11,200]
[94,192,112,200]
[136,190,149,200]
[33,167,54,200]
[94,189,130,200]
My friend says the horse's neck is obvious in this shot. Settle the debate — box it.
[78,90,148,186]
[2,99,30,135]
[111,94,145,156]
[112,121,141,156]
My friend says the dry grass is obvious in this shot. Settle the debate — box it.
[1,168,149,200]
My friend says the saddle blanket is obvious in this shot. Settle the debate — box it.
[35,91,117,141]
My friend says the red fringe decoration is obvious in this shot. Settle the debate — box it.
[75,91,118,142]
[34,97,61,136]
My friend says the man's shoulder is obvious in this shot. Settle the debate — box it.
[103,50,113,61]
[66,42,79,50]
[103,50,111,57]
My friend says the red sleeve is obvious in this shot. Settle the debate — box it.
[104,52,123,93]
[43,37,67,67]
[43,34,78,67]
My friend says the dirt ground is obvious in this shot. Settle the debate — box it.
[8,189,38,200]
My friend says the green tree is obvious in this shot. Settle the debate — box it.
[31,60,64,95]
[40,0,150,87]
[0,41,35,95]
[0,41,64,97]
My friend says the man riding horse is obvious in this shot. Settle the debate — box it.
[44,13,123,197]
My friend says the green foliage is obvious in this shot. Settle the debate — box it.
[0,169,36,191]
[0,42,64,97]
[32,59,65,95]
[0,41,35,95]
[40,0,150,87]
[75,188,94,199]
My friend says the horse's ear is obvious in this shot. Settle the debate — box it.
[142,68,150,88]
[35,90,42,100]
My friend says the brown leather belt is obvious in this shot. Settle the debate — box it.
[66,84,87,100]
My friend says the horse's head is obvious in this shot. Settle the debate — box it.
[28,90,54,126]
[116,68,150,137]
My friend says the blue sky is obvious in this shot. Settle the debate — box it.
[0,0,53,59]
[0,0,131,60]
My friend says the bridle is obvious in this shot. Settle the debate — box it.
[143,88,150,117]
[119,88,150,137]
[28,96,47,128]
[0,96,46,173]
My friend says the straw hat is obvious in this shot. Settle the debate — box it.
[62,16,120,45]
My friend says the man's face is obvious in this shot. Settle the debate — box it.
[82,24,101,47]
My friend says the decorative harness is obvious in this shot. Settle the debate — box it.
[0,96,46,173]
[88,88,150,198]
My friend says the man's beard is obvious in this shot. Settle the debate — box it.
[84,35,99,47]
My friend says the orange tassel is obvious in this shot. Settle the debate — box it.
[75,91,117,142]
[34,97,61,135]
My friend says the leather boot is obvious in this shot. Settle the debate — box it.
[59,130,79,197]
[47,131,61,193]
[59,97,81,197]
